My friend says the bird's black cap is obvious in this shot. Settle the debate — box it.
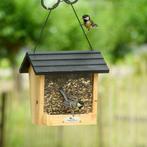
[82,14,90,19]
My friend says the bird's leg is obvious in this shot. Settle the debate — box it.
[71,109,75,117]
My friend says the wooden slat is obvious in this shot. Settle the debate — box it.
[34,65,109,74]
[92,74,98,114]
[29,54,102,60]
[28,50,100,55]
[38,76,44,124]
[32,59,105,66]
[29,66,36,123]
[42,113,97,126]
[29,66,44,124]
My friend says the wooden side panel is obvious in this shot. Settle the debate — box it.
[38,76,44,124]
[29,66,44,124]
[92,74,98,114]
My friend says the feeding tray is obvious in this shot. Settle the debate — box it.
[19,50,109,126]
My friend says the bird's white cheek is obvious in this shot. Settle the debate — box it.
[85,17,90,21]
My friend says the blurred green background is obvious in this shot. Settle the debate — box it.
[0,0,147,147]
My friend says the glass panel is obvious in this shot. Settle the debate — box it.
[44,73,93,115]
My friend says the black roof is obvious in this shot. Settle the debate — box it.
[19,51,109,75]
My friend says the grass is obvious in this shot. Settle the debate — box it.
[2,67,147,147]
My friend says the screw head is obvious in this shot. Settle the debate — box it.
[36,100,38,104]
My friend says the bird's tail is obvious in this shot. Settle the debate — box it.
[92,24,98,28]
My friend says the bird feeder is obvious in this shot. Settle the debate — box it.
[19,51,109,126]
[19,0,109,126]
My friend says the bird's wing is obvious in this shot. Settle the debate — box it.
[59,88,68,101]
[91,20,97,27]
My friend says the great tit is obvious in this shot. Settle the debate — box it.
[82,14,97,31]
[59,88,84,110]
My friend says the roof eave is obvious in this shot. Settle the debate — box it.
[34,69,110,75]
[19,52,31,73]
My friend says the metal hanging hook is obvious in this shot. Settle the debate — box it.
[63,0,78,4]
[33,0,94,53]
[33,10,52,53]
[41,0,60,10]
[70,4,94,51]
[41,0,78,10]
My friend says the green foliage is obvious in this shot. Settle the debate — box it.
[0,0,147,64]
[0,0,45,63]
[94,0,147,62]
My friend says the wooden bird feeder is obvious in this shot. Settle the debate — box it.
[19,50,109,126]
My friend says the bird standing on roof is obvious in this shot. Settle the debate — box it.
[82,14,98,31]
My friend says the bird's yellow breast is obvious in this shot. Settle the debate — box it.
[85,21,92,29]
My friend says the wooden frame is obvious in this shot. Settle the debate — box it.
[29,66,98,126]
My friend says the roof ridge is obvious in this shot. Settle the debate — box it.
[27,50,100,55]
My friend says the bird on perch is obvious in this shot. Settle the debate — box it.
[82,14,98,31]
[59,87,84,115]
